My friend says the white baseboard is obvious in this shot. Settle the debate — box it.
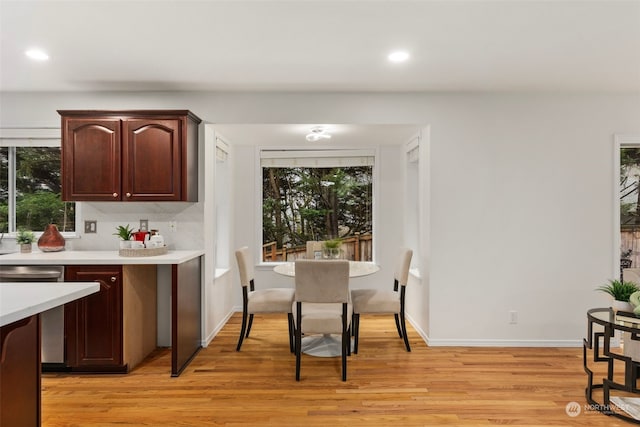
[405,312,582,348]
[202,309,237,347]
[425,338,583,347]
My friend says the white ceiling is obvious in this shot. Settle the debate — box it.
[1,0,639,94]
[1,0,638,146]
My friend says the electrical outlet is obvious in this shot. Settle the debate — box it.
[168,221,177,232]
[140,219,149,231]
[84,220,97,233]
[509,310,518,324]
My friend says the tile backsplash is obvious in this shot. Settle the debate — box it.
[68,201,204,251]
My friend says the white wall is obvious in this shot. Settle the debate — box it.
[2,91,639,346]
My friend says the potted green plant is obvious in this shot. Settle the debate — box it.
[16,228,36,253]
[113,224,134,249]
[597,279,640,312]
[322,238,342,259]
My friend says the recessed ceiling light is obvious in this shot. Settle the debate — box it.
[388,51,410,63]
[25,49,49,61]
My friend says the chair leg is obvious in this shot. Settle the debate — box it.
[287,313,294,353]
[341,303,348,381]
[342,330,348,381]
[400,312,411,352]
[353,313,360,354]
[236,309,248,351]
[351,314,356,336]
[245,314,254,338]
[295,302,302,381]
[394,313,403,338]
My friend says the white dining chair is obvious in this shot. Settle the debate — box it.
[351,248,413,353]
[293,259,351,381]
[235,246,295,352]
[305,241,325,259]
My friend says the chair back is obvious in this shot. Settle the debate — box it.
[624,268,640,286]
[306,241,325,259]
[294,259,349,303]
[394,248,413,287]
[235,246,254,287]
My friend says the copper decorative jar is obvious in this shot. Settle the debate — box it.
[38,223,66,252]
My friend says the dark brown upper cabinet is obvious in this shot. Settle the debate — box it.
[59,110,201,202]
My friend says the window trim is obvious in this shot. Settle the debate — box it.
[0,127,80,238]
[256,146,378,266]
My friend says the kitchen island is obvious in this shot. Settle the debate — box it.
[1,281,99,427]
[0,250,204,377]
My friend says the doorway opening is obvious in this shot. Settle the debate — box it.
[616,135,640,278]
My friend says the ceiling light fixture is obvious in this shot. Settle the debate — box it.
[25,49,49,61]
[388,50,410,63]
[306,126,332,142]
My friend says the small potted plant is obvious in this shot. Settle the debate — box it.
[323,238,343,259]
[597,279,640,312]
[113,224,134,249]
[16,228,36,253]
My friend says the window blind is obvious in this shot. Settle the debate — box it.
[260,149,375,168]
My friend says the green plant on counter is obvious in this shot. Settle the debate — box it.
[16,228,36,244]
[113,224,134,241]
[596,279,640,302]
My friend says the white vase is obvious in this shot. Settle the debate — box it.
[119,240,131,249]
[612,300,634,313]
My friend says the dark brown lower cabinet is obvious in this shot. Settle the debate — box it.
[63,264,157,374]
[64,265,126,372]
[0,315,40,427]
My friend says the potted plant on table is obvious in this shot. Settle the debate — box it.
[322,238,343,259]
[16,228,35,253]
[596,279,640,312]
[113,224,134,249]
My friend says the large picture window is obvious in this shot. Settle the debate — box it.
[0,130,76,235]
[261,149,374,262]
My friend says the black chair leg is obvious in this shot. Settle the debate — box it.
[342,330,348,381]
[245,314,254,338]
[394,313,403,338]
[295,303,302,381]
[287,313,294,353]
[353,314,360,354]
[400,312,411,352]
[236,309,248,351]
[342,304,348,381]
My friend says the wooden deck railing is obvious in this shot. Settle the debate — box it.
[262,234,372,262]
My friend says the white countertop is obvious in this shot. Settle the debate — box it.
[0,249,204,266]
[0,282,99,327]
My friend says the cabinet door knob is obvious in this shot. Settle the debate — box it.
[126,193,132,198]
[113,192,118,198]
[110,276,116,282]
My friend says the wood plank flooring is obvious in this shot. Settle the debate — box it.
[41,313,633,426]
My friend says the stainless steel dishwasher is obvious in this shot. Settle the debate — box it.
[0,265,66,367]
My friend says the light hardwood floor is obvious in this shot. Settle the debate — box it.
[41,313,633,426]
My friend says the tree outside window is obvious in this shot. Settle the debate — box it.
[0,146,75,233]
[262,165,372,261]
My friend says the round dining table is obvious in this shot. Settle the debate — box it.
[273,260,379,278]
[273,260,379,357]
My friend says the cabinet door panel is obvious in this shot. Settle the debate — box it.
[123,119,182,201]
[64,266,123,369]
[62,118,121,201]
